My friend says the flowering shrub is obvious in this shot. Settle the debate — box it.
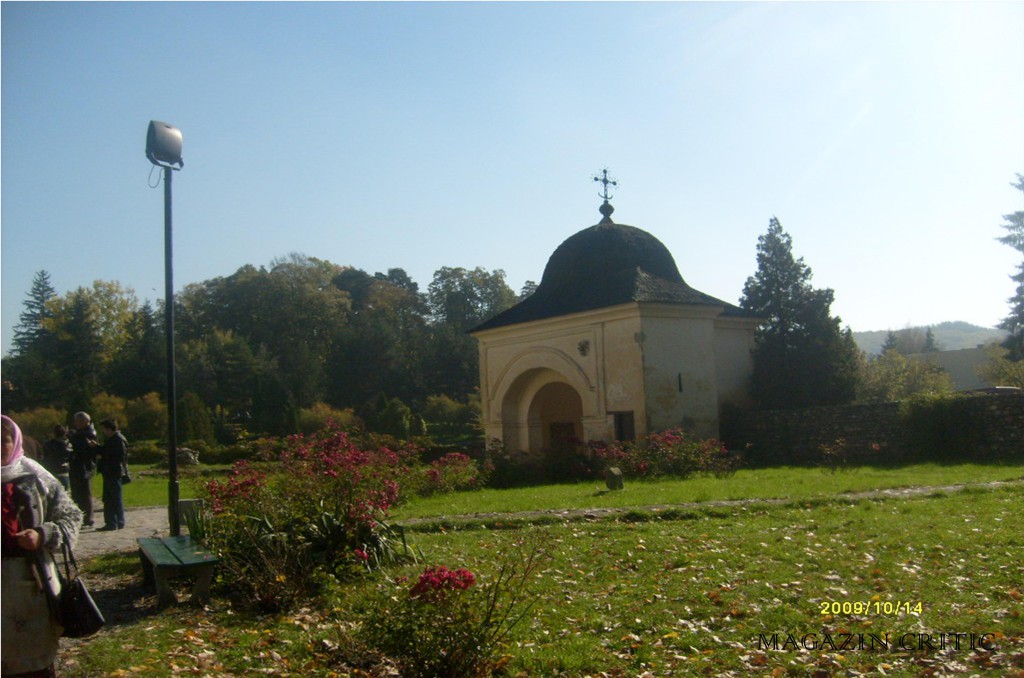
[421,452,487,495]
[362,542,548,678]
[408,565,476,600]
[201,425,419,611]
[818,437,850,473]
[590,428,742,479]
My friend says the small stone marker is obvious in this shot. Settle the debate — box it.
[605,466,624,491]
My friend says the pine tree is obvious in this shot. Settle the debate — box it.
[740,217,861,409]
[12,270,57,356]
[997,174,1024,359]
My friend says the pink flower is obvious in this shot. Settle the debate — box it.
[409,566,476,600]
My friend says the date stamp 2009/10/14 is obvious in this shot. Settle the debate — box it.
[819,600,923,616]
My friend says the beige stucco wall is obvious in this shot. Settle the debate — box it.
[475,304,644,449]
[713,316,759,409]
[637,305,722,439]
[474,301,757,453]
[907,347,992,391]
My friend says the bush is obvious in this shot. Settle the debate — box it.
[178,391,215,443]
[378,398,412,439]
[420,452,488,495]
[200,425,419,611]
[297,402,359,435]
[362,541,547,678]
[128,439,165,464]
[481,439,545,489]
[200,444,255,466]
[124,392,167,440]
[5,407,68,442]
[90,393,127,430]
[589,428,741,480]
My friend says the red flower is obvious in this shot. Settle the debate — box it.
[409,565,476,600]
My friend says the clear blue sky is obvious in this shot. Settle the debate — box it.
[3,1,1023,357]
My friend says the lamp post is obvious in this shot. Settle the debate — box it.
[146,121,184,537]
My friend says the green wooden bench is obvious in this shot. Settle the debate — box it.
[138,536,219,608]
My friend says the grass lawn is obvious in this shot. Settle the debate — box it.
[391,462,1024,521]
[90,464,230,508]
[63,466,1024,677]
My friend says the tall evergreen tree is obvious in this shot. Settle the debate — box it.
[11,270,57,357]
[2,271,64,409]
[997,174,1024,359]
[106,302,165,398]
[740,217,861,409]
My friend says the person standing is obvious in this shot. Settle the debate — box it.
[68,412,97,528]
[41,425,72,492]
[2,414,84,677]
[96,419,128,532]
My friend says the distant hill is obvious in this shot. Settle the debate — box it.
[853,321,1007,356]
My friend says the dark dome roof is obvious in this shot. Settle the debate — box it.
[473,219,750,332]
[541,222,685,291]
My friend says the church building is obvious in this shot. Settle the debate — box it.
[471,187,761,456]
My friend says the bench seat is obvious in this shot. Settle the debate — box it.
[138,536,219,608]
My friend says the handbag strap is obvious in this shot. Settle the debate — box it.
[55,523,80,581]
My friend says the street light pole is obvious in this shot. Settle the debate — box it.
[147,120,184,537]
[163,165,181,537]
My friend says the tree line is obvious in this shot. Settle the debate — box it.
[3,257,525,437]
[5,180,1021,441]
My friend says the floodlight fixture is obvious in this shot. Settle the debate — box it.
[146,120,184,169]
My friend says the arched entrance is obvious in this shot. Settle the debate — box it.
[527,381,583,453]
[499,367,586,454]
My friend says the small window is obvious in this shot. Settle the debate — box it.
[612,412,635,442]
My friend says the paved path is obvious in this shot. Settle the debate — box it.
[75,505,172,560]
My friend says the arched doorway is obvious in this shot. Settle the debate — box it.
[527,381,583,453]
[499,367,586,454]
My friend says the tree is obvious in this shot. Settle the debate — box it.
[997,174,1024,359]
[48,289,105,407]
[2,272,64,409]
[858,349,953,403]
[519,280,538,300]
[106,302,164,399]
[425,267,517,397]
[175,255,351,420]
[878,326,939,355]
[328,268,429,408]
[426,267,517,332]
[740,217,861,409]
[11,270,57,357]
[977,343,1024,389]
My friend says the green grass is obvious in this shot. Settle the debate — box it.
[64,466,1024,677]
[390,462,1024,521]
[89,464,230,508]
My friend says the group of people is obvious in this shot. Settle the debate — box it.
[40,412,129,532]
[3,412,129,677]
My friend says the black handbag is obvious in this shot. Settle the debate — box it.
[53,525,106,638]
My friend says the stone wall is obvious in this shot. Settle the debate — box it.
[722,393,1023,467]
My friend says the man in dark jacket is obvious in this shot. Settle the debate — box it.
[41,425,72,491]
[96,419,128,531]
[68,411,98,527]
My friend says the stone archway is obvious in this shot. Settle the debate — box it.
[499,367,586,454]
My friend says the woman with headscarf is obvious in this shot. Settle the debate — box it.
[2,415,83,677]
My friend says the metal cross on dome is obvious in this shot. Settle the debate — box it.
[593,168,618,201]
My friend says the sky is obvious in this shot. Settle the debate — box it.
[2,1,1023,358]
